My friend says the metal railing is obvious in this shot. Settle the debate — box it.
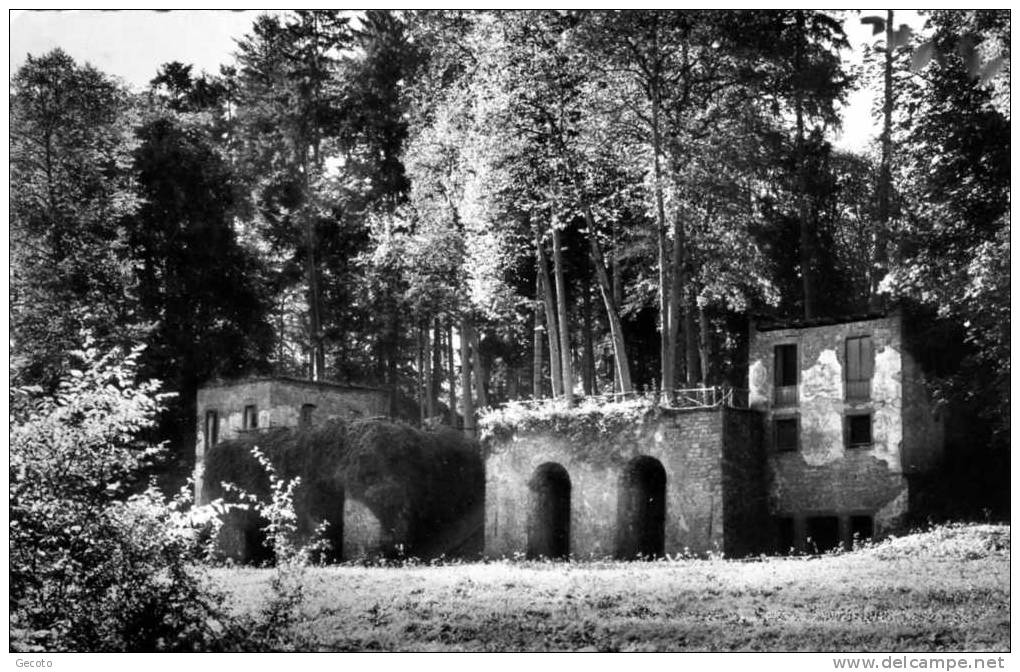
[507,386,750,410]
[774,385,799,407]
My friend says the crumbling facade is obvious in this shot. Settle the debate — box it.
[484,407,768,559]
[482,312,944,558]
[199,314,944,561]
[194,376,388,504]
[749,313,944,552]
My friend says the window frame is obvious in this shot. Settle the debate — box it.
[243,404,258,430]
[774,415,800,452]
[845,412,873,449]
[300,403,315,427]
[844,335,874,400]
[204,410,219,450]
[773,343,799,406]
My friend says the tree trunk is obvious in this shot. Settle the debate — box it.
[871,8,894,310]
[533,275,544,398]
[582,271,595,396]
[536,234,563,397]
[581,205,633,393]
[666,205,684,400]
[423,321,434,420]
[431,317,443,418]
[651,75,673,400]
[417,323,426,425]
[551,222,574,405]
[698,304,711,385]
[470,324,488,409]
[795,9,815,320]
[459,320,475,437]
[684,286,701,385]
[447,320,457,427]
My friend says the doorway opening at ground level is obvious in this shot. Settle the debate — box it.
[616,455,667,559]
[527,462,571,559]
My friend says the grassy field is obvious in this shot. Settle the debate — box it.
[212,524,1009,652]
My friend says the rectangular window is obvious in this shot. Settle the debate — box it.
[243,404,258,430]
[846,413,872,448]
[774,417,799,452]
[845,335,874,400]
[300,404,315,427]
[204,410,219,450]
[806,516,840,553]
[850,515,874,548]
[774,344,798,406]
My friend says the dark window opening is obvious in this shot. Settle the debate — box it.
[774,344,799,405]
[776,516,796,554]
[243,404,258,430]
[806,516,840,553]
[850,515,874,548]
[615,456,667,560]
[300,404,315,427]
[847,414,872,448]
[774,417,799,452]
[528,463,571,559]
[845,336,874,399]
[204,410,219,450]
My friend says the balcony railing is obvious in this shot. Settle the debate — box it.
[774,385,799,407]
[508,386,750,410]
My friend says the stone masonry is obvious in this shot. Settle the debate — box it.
[484,407,767,559]
[194,376,389,504]
[748,312,943,551]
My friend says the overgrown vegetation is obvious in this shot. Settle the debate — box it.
[204,419,484,560]
[479,396,662,446]
[9,344,324,652]
[9,344,229,651]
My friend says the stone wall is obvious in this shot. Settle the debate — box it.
[748,314,942,546]
[721,408,769,557]
[484,408,763,558]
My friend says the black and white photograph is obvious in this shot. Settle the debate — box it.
[8,8,1010,658]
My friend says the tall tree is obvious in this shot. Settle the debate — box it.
[232,11,352,380]
[10,50,144,388]
[128,77,275,484]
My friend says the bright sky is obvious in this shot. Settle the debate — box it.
[9,9,926,152]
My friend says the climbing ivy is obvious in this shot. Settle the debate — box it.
[478,397,664,450]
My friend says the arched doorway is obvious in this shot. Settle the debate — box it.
[616,456,667,559]
[527,462,571,559]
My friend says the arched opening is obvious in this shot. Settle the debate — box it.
[527,462,571,559]
[616,456,667,559]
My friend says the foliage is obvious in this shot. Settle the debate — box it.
[10,50,146,389]
[204,419,484,560]
[129,102,275,488]
[887,10,1010,445]
[9,342,230,651]
[479,396,661,446]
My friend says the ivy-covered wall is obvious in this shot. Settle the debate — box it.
[481,403,765,558]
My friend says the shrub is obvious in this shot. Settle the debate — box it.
[9,342,231,651]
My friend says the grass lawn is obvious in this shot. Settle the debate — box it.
[211,524,1009,652]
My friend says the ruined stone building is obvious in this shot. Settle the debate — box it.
[484,312,944,559]
[194,377,389,503]
[197,313,945,561]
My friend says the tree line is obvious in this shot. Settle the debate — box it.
[10,10,1010,483]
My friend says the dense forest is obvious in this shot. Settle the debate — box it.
[10,9,1010,488]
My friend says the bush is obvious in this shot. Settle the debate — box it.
[9,342,231,651]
